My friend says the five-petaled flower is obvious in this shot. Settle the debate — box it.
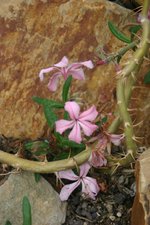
[88,132,124,168]
[39,56,94,91]
[55,101,98,143]
[56,163,100,201]
[89,150,107,168]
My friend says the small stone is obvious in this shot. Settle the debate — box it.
[118,175,125,184]
[109,215,116,221]
[116,212,122,217]
[105,203,113,213]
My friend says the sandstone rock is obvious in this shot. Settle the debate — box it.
[0,0,149,143]
[0,171,67,225]
[131,149,150,225]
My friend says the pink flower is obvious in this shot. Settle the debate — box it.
[39,56,94,91]
[88,133,123,168]
[57,163,100,201]
[55,101,98,143]
[89,150,107,168]
[107,133,124,146]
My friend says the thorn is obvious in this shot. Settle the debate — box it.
[131,72,136,80]
[117,101,122,105]
[133,120,143,127]
[125,122,131,128]
[72,157,79,173]
[132,136,143,143]
[146,39,150,44]
[127,108,138,112]
[143,56,150,61]
[134,58,139,65]
[132,86,146,89]
[122,61,130,66]
[127,150,136,161]
[111,162,120,175]
[131,97,140,101]
[44,156,48,163]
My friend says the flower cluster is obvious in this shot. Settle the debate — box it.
[39,56,124,201]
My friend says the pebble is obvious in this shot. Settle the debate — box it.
[105,203,113,213]
[116,212,122,217]
[118,175,125,184]
[109,215,116,221]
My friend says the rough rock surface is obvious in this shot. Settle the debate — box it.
[0,0,149,143]
[131,149,150,225]
[0,171,67,225]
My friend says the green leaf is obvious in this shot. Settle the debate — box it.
[129,25,141,40]
[22,196,32,225]
[54,152,70,160]
[62,75,72,102]
[54,147,83,160]
[144,71,150,84]
[108,21,131,43]
[32,96,64,108]
[43,105,58,129]
[101,116,108,124]
[55,133,85,150]
[5,221,12,225]
[24,141,49,151]
[34,173,41,183]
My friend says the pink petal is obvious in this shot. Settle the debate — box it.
[71,60,94,69]
[82,177,100,200]
[79,163,91,177]
[109,134,123,146]
[89,151,107,168]
[79,106,98,121]
[68,122,82,143]
[57,170,78,180]
[69,68,85,80]
[55,120,74,134]
[47,72,61,91]
[54,56,69,67]
[79,60,94,69]
[79,120,98,136]
[59,180,80,201]
[39,67,55,81]
[65,101,80,120]
[109,134,124,146]
[97,134,108,151]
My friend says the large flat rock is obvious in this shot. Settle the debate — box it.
[0,171,67,225]
[0,0,149,143]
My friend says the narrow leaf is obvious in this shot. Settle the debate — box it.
[34,173,41,183]
[129,25,141,40]
[108,21,131,43]
[55,133,85,150]
[5,221,12,225]
[22,196,32,225]
[62,75,72,102]
[144,71,150,84]
[43,105,58,129]
[32,96,64,108]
